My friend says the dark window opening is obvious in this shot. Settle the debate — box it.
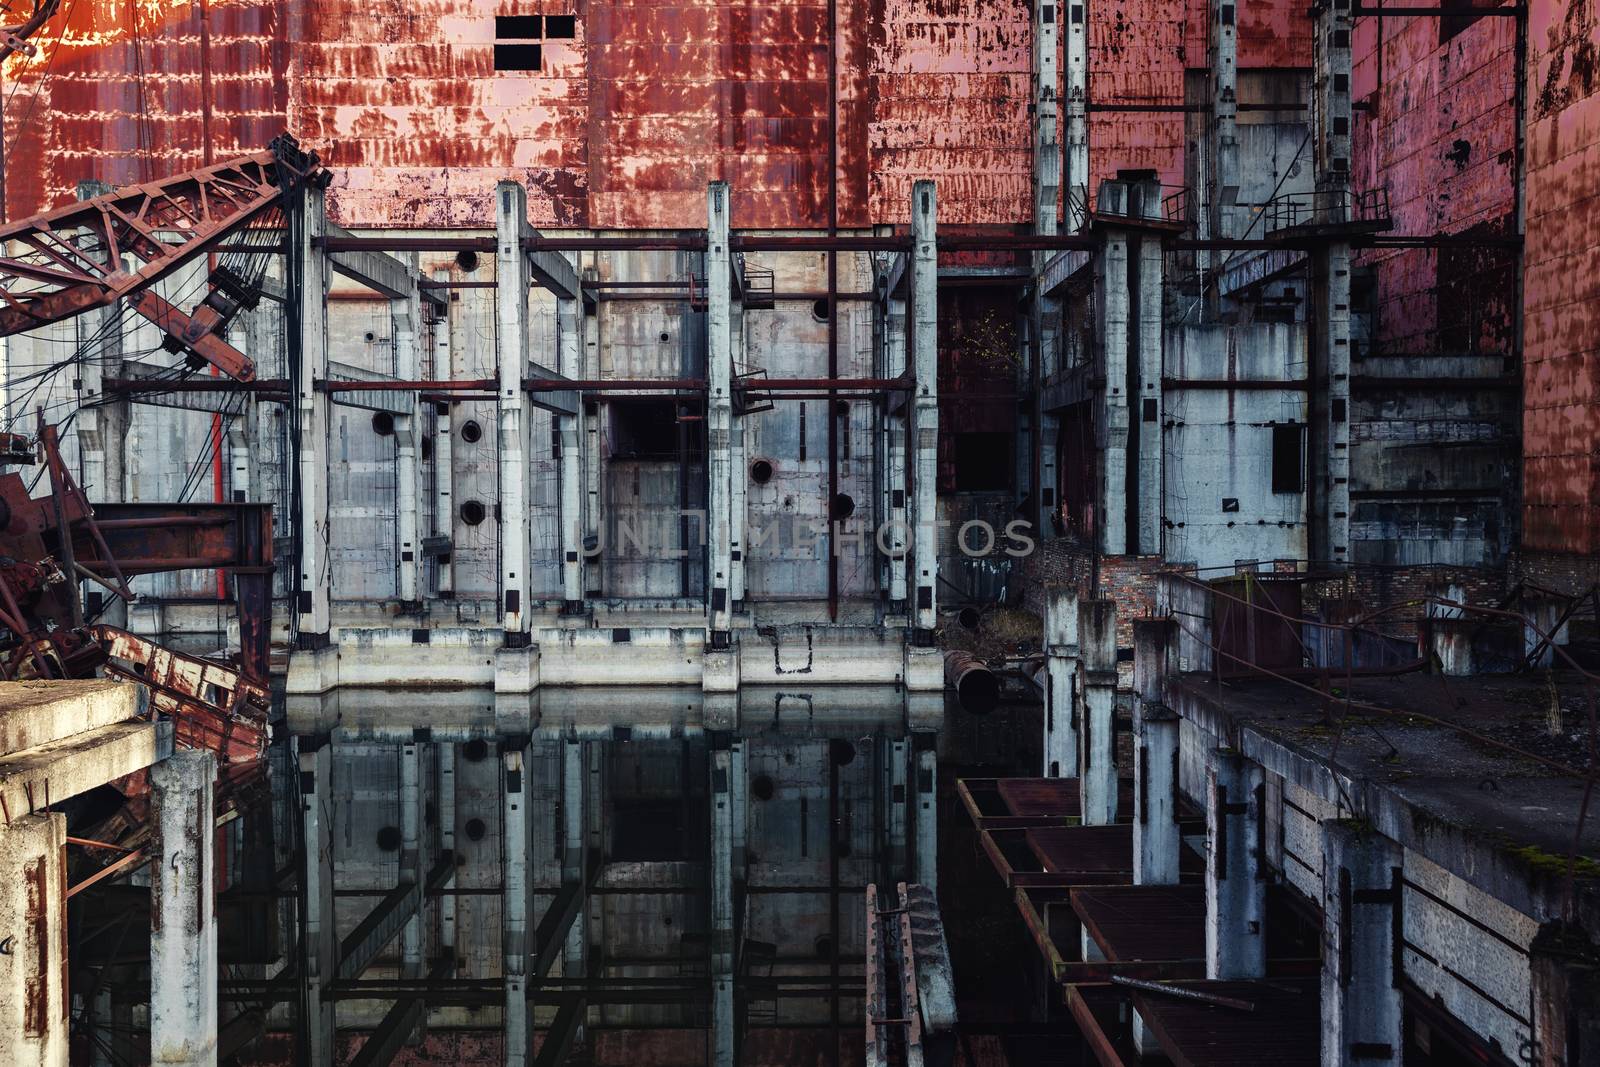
[952,432,1012,492]
[494,43,542,71]
[545,14,576,37]
[496,14,541,37]
[609,396,702,460]
[1272,423,1306,494]
[611,797,692,862]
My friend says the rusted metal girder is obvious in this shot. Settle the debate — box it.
[0,135,320,381]
[0,0,59,63]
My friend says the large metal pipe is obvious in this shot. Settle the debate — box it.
[944,650,999,714]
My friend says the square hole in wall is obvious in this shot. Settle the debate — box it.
[952,432,1012,492]
[1272,423,1306,494]
[493,43,542,71]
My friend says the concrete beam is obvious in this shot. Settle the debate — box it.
[325,223,443,308]
[297,186,333,640]
[1063,0,1089,228]
[910,181,939,637]
[1209,0,1240,241]
[1097,231,1130,555]
[496,182,533,637]
[1134,235,1162,555]
[0,720,168,817]
[393,273,423,607]
[0,813,68,1067]
[150,750,218,1067]
[1205,749,1266,980]
[1320,821,1402,1067]
[0,680,142,756]
[883,291,909,610]
[525,231,580,301]
[557,285,585,607]
[430,269,455,598]
[707,183,734,643]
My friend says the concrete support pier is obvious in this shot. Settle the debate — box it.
[150,750,218,1067]
[1204,748,1266,979]
[1077,598,1118,824]
[1043,585,1080,779]
[0,813,68,1067]
[710,743,737,1067]
[300,741,337,1066]
[910,181,939,640]
[1133,701,1180,885]
[1320,820,1403,1067]
[502,744,531,1067]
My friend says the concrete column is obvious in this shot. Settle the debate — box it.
[438,742,458,962]
[393,260,423,609]
[1033,0,1060,235]
[1210,0,1240,241]
[561,740,586,980]
[1135,233,1163,555]
[886,737,910,882]
[1133,701,1180,885]
[1132,616,1172,703]
[431,268,455,597]
[1320,821,1402,1067]
[558,281,584,610]
[707,183,734,643]
[1043,584,1080,779]
[399,739,423,978]
[502,744,531,1067]
[910,182,939,637]
[1077,598,1118,825]
[297,186,333,640]
[1204,749,1266,979]
[299,741,336,1066]
[150,750,218,1067]
[1063,0,1089,228]
[581,268,603,599]
[0,812,68,1067]
[1097,230,1129,555]
[884,292,909,610]
[914,736,938,891]
[496,181,533,638]
[711,744,736,1067]
[729,293,748,610]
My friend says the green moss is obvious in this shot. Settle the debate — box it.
[1504,843,1600,881]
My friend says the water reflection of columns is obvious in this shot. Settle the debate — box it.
[502,742,532,1067]
[299,739,336,1066]
[710,737,746,1067]
[914,734,937,891]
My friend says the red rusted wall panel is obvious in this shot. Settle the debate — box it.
[1523,0,1600,555]
[1,0,286,223]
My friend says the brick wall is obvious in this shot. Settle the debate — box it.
[1019,538,1170,647]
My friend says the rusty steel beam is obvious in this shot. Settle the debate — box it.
[0,137,319,364]
[0,0,60,64]
[125,290,255,381]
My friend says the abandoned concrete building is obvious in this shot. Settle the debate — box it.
[0,0,1597,1064]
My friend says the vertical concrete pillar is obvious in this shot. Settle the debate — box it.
[1205,749,1266,979]
[1097,230,1129,555]
[1210,0,1239,241]
[296,186,332,640]
[150,750,218,1067]
[914,736,938,891]
[1032,0,1060,237]
[1134,702,1181,885]
[495,181,533,638]
[430,268,455,597]
[392,258,423,609]
[1135,233,1163,555]
[729,293,748,611]
[1320,820,1402,1067]
[0,812,68,1067]
[299,741,336,1066]
[399,739,423,978]
[1031,1,1061,541]
[1063,0,1089,227]
[706,183,734,644]
[1132,616,1171,704]
[438,741,457,961]
[886,737,910,882]
[557,280,584,610]
[1078,598,1118,825]
[910,182,939,638]
[884,292,909,611]
[561,740,586,981]
[502,744,531,1067]
[581,268,604,599]
[1043,584,1081,779]
[710,744,736,1067]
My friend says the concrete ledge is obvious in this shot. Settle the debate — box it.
[0,680,144,757]
[0,719,171,815]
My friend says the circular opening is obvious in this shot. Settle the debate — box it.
[957,670,1000,716]
[371,411,395,436]
[461,500,487,526]
[659,331,671,343]
[829,739,856,766]
[830,493,855,522]
[833,399,849,417]
[364,331,376,343]
[376,826,402,852]
[957,606,981,631]
[749,459,774,485]
[814,936,834,959]
[456,249,480,273]
[461,419,483,444]
[811,298,830,321]
[465,818,486,842]
[751,774,775,801]
[463,738,489,762]
[663,915,674,927]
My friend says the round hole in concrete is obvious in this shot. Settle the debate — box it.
[376,826,402,852]
[830,493,855,521]
[829,739,856,766]
[659,331,671,343]
[463,739,489,762]
[811,298,829,321]
[750,459,774,485]
[957,606,981,630]
[751,774,775,801]
[371,411,395,436]
[461,419,483,444]
[465,818,486,842]
[456,249,480,273]
[461,500,487,526]
[364,331,376,343]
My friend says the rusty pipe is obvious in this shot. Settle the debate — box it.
[945,651,999,715]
